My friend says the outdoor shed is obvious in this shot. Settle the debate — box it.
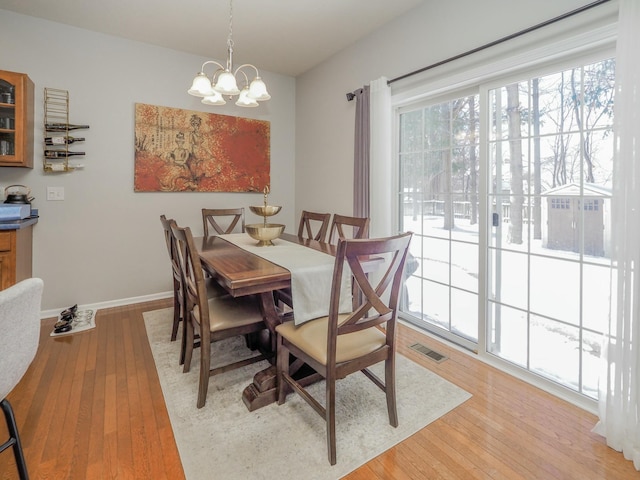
[541,183,611,257]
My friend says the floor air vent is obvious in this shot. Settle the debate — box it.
[409,343,448,363]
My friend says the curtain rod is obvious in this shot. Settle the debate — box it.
[385,0,611,86]
[346,0,610,99]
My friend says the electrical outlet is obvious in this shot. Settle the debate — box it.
[46,186,65,201]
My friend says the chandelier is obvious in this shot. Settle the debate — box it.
[187,0,270,107]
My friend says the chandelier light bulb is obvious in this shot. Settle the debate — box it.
[235,87,259,107]
[214,71,241,95]
[202,90,226,106]
[248,77,271,101]
[188,72,213,97]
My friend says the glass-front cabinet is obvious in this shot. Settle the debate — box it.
[0,70,34,168]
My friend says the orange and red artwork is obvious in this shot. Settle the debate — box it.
[134,103,270,192]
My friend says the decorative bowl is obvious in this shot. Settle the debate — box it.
[245,223,285,246]
[249,205,282,217]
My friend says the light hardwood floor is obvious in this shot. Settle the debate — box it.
[0,299,636,479]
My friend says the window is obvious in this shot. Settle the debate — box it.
[397,54,615,401]
[398,93,480,347]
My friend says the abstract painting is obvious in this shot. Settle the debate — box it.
[134,103,270,192]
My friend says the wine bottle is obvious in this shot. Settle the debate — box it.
[45,136,85,145]
[45,123,90,132]
[44,150,85,158]
[45,163,67,172]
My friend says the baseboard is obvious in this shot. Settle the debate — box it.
[40,291,173,320]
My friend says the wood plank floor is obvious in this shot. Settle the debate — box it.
[0,299,636,479]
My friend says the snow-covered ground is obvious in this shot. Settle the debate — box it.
[402,214,609,399]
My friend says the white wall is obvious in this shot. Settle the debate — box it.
[0,10,296,311]
[295,0,608,231]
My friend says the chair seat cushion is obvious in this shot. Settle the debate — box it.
[205,278,228,298]
[193,295,264,333]
[276,315,386,366]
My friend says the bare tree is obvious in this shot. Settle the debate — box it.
[507,83,524,244]
[532,78,542,239]
[469,96,478,225]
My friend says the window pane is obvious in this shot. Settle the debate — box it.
[530,315,580,389]
[451,288,478,342]
[451,241,478,293]
[422,280,450,330]
[422,236,449,284]
[488,302,527,368]
[529,256,580,325]
[582,329,602,399]
[490,250,528,310]
[582,262,611,333]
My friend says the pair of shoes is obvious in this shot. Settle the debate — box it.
[54,304,78,333]
[54,323,73,333]
[60,304,78,317]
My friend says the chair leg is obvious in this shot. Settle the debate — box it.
[326,377,337,465]
[197,339,211,409]
[385,357,398,427]
[170,282,181,341]
[183,320,194,373]
[1,398,29,480]
[276,334,288,405]
[179,313,187,366]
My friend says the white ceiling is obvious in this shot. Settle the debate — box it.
[0,0,425,77]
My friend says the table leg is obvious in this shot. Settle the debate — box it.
[242,292,280,411]
[241,292,318,411]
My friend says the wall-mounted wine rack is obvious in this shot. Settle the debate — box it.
[43,88,89,173]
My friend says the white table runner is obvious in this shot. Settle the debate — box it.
[220,233,352,324]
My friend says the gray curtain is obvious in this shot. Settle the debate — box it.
[353,85,370,222]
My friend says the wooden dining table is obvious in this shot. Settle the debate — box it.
[195,231,340,411]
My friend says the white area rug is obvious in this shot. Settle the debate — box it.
[144,308,471,480]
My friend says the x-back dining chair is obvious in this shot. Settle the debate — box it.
[328,214,370,244]
[276,231,412,465]
[0,277,44,480]
[171,222,269,408]
[161,215,227,365]
[160,215,184,343]
[298,210,331,242]
[202,208,245,236]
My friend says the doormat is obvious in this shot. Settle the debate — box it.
[49,309,97,337]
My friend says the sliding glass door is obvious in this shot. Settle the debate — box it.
[397,55,615,400]
[398,93,480,349]
[486,59,614,398]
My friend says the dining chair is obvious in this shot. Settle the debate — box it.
[202,208,245,236]
[327,214,370,243]
[276,231,412,465]
[160,215,184,342]
[297,210,331,242]
[161,215,227,365]
[171,222,269,408]
[0,277,44,480]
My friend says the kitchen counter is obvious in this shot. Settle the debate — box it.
[0,215,38,230]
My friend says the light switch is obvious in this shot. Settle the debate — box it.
[46,186,65,201]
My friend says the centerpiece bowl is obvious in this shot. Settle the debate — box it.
[249,205,282,217]
[245,223,285,246]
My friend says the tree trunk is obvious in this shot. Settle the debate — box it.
[506,84,524,245]
[532,79,542,240]
[469,96,478,225]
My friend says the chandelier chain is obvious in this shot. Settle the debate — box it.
[227,0,234,49]
[187,0,270,106]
